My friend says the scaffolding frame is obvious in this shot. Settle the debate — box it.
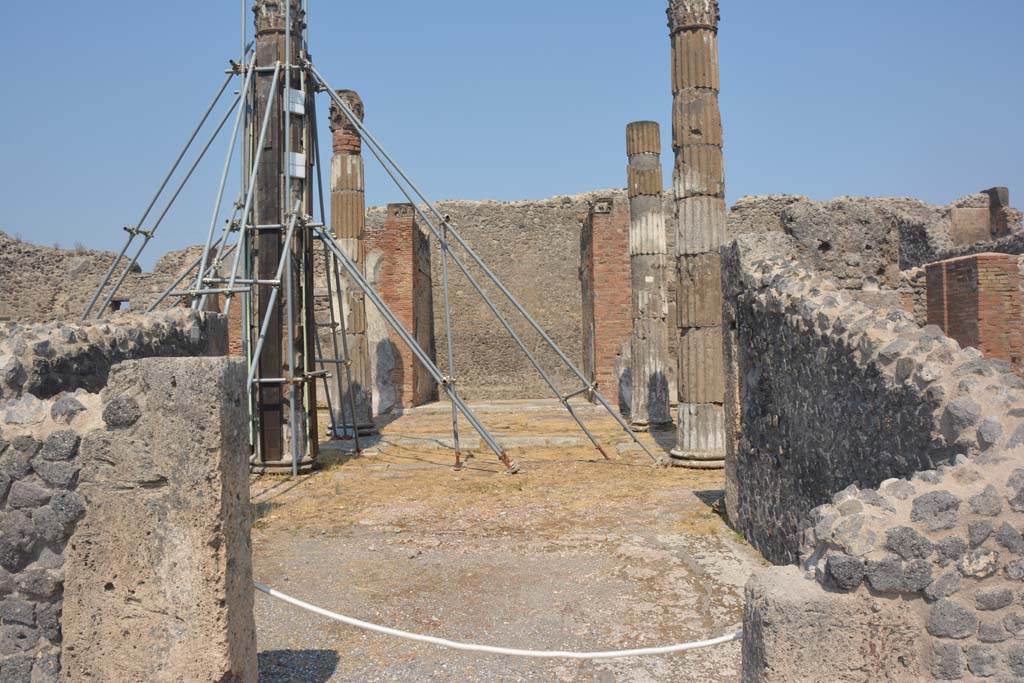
[83,0,663,475]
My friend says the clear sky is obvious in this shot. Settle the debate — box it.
[1,1,1020,266]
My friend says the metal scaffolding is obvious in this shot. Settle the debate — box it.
[83,0,663,476]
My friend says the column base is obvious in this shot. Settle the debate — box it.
[250,455,318,475]
[631,419,675,433]
[669,448,725,470]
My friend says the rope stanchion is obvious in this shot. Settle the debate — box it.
[254,581,743,660]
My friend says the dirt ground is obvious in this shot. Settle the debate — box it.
[251,401,765,683]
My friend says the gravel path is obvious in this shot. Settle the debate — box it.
[251,404,764,682]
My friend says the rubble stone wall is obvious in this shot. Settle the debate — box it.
[723,233,1024,565]
[731,234,1024,682]
[0,310,227,402]
[0,232,201,323]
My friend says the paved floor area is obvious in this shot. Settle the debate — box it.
[252,401,765,682]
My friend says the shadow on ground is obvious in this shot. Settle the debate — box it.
[259,649,340,683]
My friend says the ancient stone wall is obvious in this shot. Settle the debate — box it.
[723,234,1024,565]
[0,315,251,682]
[0,232,201,323]
[0,310,227,403]
[732,234,1024,681]
[364,191,678,402]
[727,192,1023,276]
[901,267,929,326]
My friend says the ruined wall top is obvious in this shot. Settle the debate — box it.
[253,0,304,36]
[667,0,720,33]
[329,90,364,132]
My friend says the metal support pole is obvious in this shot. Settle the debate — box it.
[312,71,660,464]
[286,234,300,477]
[317,228,518,473]
[438,220,464,468]
[195,54,257,310]
[95,94,242,319]
[312,326,340,440]
[328,249,363,455]
[246,205,302,389]
[225,63,282,298]
[82,71,236,321]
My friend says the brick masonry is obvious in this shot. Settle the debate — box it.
[580,197,632,409]
[927,253,1023,373]
[364,204,437,411]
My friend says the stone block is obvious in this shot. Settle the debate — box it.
[61,357,256,683]
[949,207,992,246]
[742,567,928,682]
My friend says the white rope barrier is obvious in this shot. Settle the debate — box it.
[254,582,743,660]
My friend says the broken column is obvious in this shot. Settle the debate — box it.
[328,90,375,434]
[668,0,726,468]
[626,121,672,430]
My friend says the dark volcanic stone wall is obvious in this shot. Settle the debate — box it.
[0,311,227,402]
[723,234,1024,565]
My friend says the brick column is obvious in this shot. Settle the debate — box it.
[926,253,1023,372]
[580,197,632,409]
[668,0,726,468]
[626,122,672,430]
[328,91,374,433]
[364,204,437,409]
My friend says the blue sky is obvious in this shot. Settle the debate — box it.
[1,1,1020,266]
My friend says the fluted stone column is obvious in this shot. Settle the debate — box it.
[251,0,318,468]
[668,0,726,468]
[626,121,672,431]
[329,91,375,435]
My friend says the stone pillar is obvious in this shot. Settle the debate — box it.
[62,358,257,682]
[626,122,672,430]
[668,0,726,468]
[328,91,375,434]
[580,197,632,410]
[364,204,437,410]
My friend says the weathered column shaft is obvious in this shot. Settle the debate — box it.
[668,0,726,467]
[251,0,317,467]
[626,121,672,429]
[329,91,375,433]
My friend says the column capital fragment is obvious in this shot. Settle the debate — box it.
[253,0,305,37]
[667,0,720,34]
[329,90,365,132]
